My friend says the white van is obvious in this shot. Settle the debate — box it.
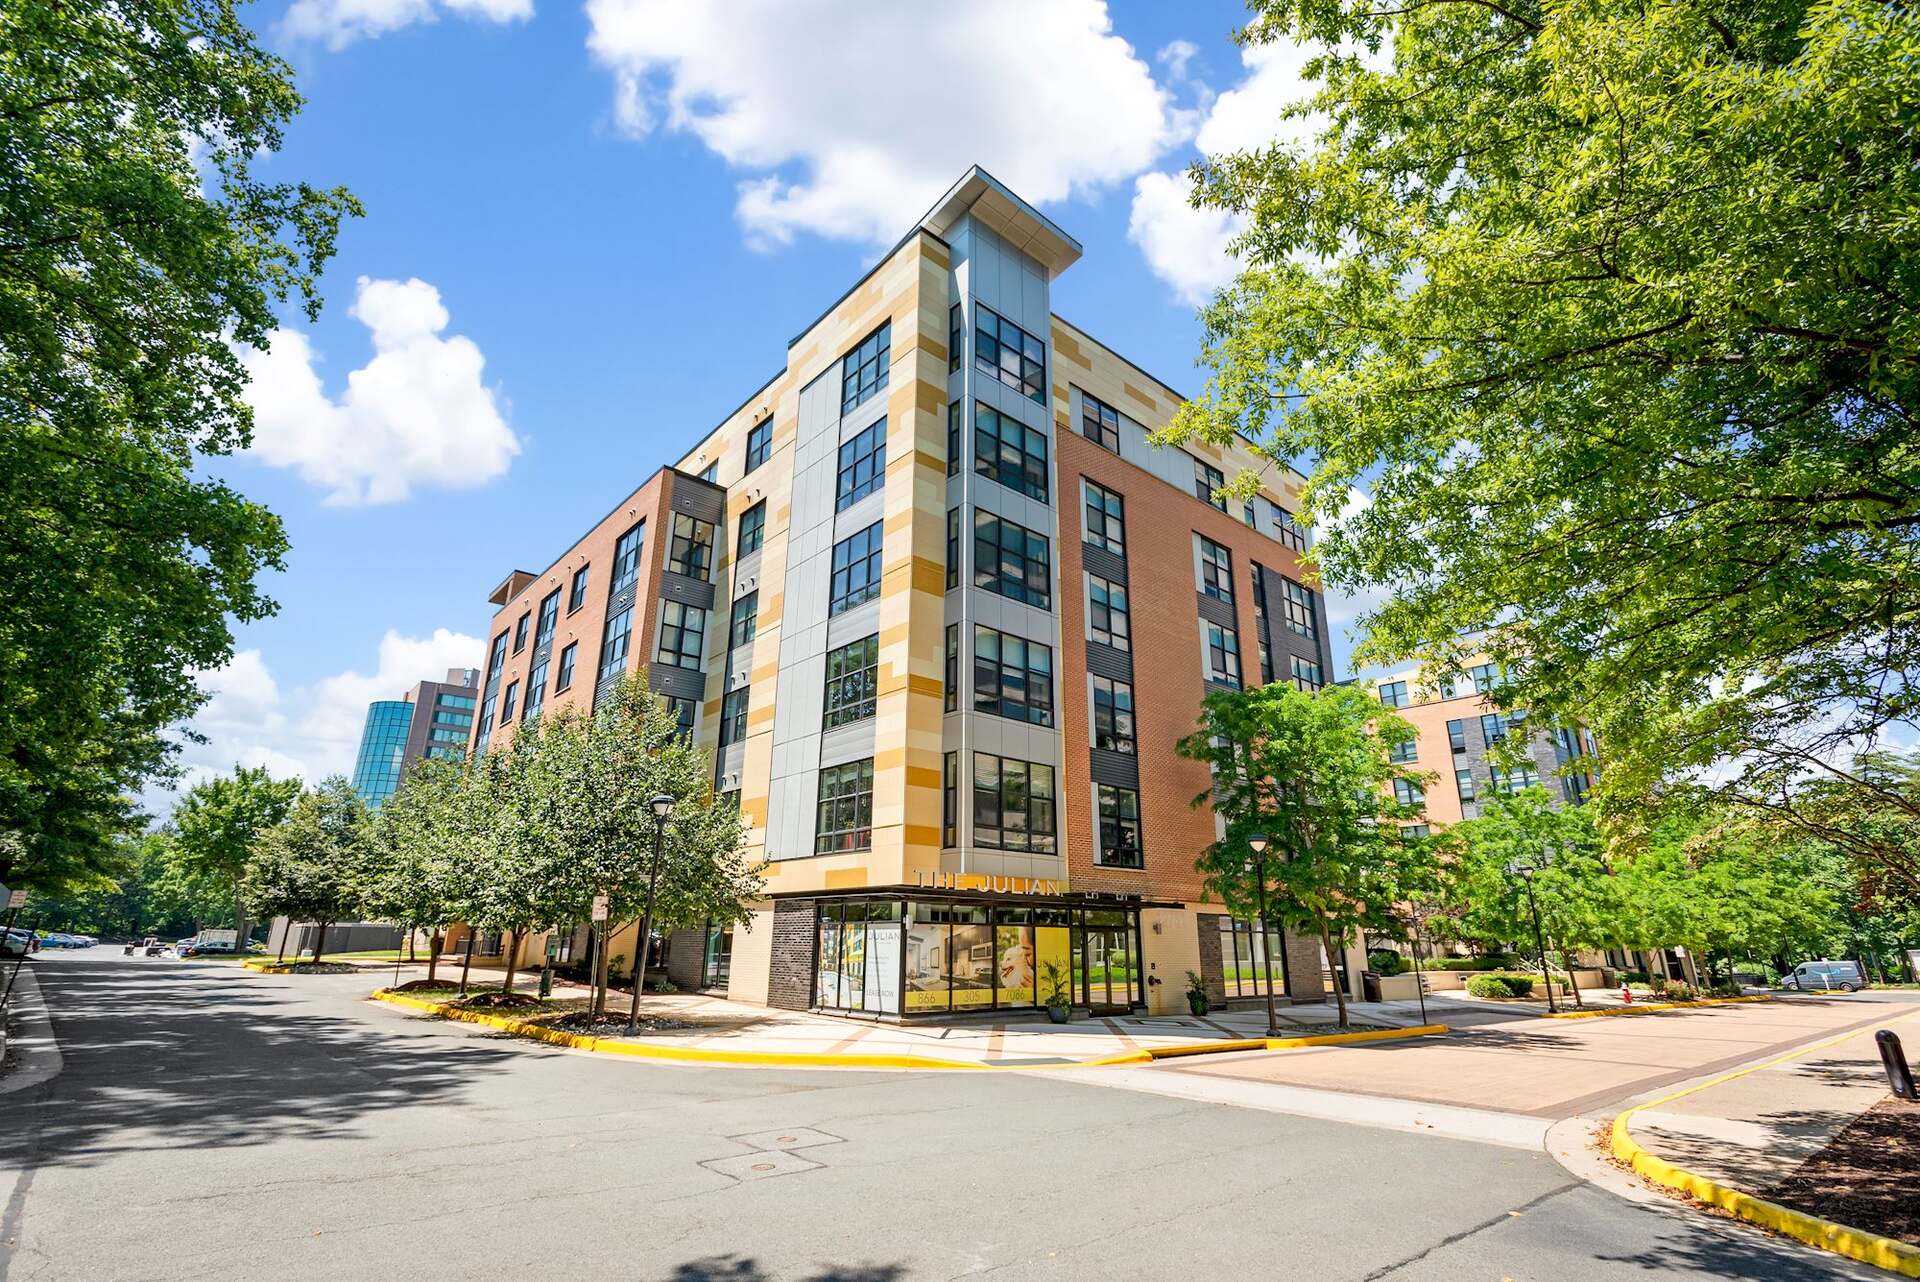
[1782,959,1867,992]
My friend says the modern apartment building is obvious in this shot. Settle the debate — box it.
[466,168,1337,1017]
[1365,661,1599,832]
[349,667,482,806]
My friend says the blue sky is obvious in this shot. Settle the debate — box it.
[177,0,1368,801]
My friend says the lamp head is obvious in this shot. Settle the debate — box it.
[649,794,675,820]
[1247,832,1269,855]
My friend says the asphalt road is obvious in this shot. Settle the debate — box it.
[0,951,1879,1281]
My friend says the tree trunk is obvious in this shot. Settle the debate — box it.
[275,924,288,964]
[406,929,416,962]
[457,929,475,995]
[426,929,441,984]
[1318,917,1350,1029]
[501,928,524,995]
[311,920,329,965]
[1559,944,1584,1007]
[593,922,615,1017]
[231,875,249,955]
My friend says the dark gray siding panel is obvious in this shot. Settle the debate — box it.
[1081,544,1127,586]
[1085,642,1134,683]
[1088,748,1140,789]
[660,571,716,611]
[1196,592,1237,629]
[650,663,706,700]
[669,476,727,526]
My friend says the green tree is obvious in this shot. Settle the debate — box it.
[173,766,302,947]
[453,729,572,995]
[1157,0,1920,894]
[242,778,372,963]
[366,759,466,980]
[1177,682,1432,1027]
[0,0,359,894]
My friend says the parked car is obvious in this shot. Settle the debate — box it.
[71,935,96,948]
[42,932,80,949]
[180,940,236,957]
[1782,959,1867,992]
[0,929,34,959]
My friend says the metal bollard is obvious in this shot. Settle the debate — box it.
[1877,1030,1916,1100]
[538,964,554,999]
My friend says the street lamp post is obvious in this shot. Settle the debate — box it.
[626,794,676,1033]
[1515,865,1558,1015]
[1247,832,1280,1037]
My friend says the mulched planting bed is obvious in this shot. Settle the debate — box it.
[1764,1095,1919,1244]
[391,979,462,994]
[540,1011,698,1035]
[280,962,359,974]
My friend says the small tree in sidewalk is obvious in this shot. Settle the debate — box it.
[173,765,303,949]
[1178,683,1435,1028]
[242,778,372,963]
[367,758,465,982]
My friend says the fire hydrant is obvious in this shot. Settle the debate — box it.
[1622,984,1633,1005]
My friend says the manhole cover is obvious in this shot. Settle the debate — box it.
[699,1149,822,1183]
[729,1126,843,1152]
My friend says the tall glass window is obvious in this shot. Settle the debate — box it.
[1447,719,1468,753]
[554,642,577,692]
[1081,390,1121,452]
[1091,676,1135,754]
[841,322,890,414]
[1290,656,1324,691]
[1088,574,1130,650]
[349,701,413,806]
[973,403,1048,501]
[737,501,766,555]
[823,634,879,728]
[534,589,560,648]
[597,605,634,683]
[1282,577,1318,638]
[942,752,958,846]
[500,680,520,723]
[1084,481,1126,555]
[1194,457,1227,511]
[815,759,875,852]
[1206,623,1242,687]
[972,626,1052,726]
[1274,504,1308,552]
[568,565,590,613]
[829,522,884,615]
[667,514,714,580]
[523,657,549,722]
[656,601,706,669]
[1217,918,1287,998]
[720,686,750,746]
[946,508,959,590]
[975,305,1045,402]
[1096,785,1143,867]
[836,417,887,510]
[972,512,1050,608]
[512,612,530,654]
[610,521,645,594]
[972,753,1056,853]
[1198,536,1234,603]
[728,591,759,649]
[745,418,772,472]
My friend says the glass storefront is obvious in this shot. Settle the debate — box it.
[1217,917,1287,999]
[823,896,1140,1015]
[701,923,733,991]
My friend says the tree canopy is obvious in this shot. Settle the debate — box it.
[0,0,358,893]
[1159,0,1920,893]
[241,778,372,960]
[174,766,302,944]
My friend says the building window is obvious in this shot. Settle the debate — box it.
[1281,578,1317,638]
[948,303,962,373]
[1218,917,1286,998]
[947,401,960,476]
[823,634,879,728]
[719,789,741,813]
[942,751,958,846]
[815,758,874,853]
[534,589,560,649]
[611,521,645,594]
[554,642,577,692]
[1469,662,1499,693]
[1290,656,1324,691]
[524,657,549,722]
[697,461,719,483]
[1489,763,1539,794]
[745,418,772,473]
[1088,574,1130,650]
[1393,778,1425,808]
[829,522,884,615]
[1096,785,1143,868]
[944,624,958,712]
[841,322,890,415]
[500,679,520,723]
[432,710,472,728]
[1242,499,1257,527]
[1194,457,1227,511]
[568,565,590,613]
[1274,504,1308,552]
[737,501,766,555]
[729,591,758,649]
[1084,481,1125,556]
[720,686,750,746]
[1480,712,1507,744]
[972,753,1055,853]
[1389,739,1417,764]
[437,693,477,710]
[667,696,697,738]
[1402,824,1431,840]
[598,605,633,683]
[836,417,887,510]
[1251,565,1274,684]
[1456,768,1477,803]
[428,727,467,744]
[972,512,1050,608]
[1378,680,1410,709]
[973,626,1053,726]
[1206,624,1242,687]
[512,612,530,653]
[668,514,714,580]
[656,600,706,669]
[946,508,959,590]
[1447,719,1468,753]
[1081,390,1122,452]
[1091,676,1135,754]
[973,402,1048,501]
[975,304,1045,402]
[1198,536,1234,603]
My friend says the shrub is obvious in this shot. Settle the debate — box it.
[1368,950,1406,976]
[1428,956,1515,972]
[1647,975,1668,995]
[1663,982,1699,1001]
[1617,969,1650,985]
[1710,980,1743,997]
[1466,972,1539,998]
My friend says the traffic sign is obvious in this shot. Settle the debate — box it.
[6,891,25,910]
[591,893,609,922]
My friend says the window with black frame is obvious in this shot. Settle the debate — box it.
[972,626,1052,726]
[745,418,772,473]
[720,686,750,746]
[1206,623,1242,687]
[841,322,890,414]
[815,759,874,853]
[568,564,590,613]
[1096,785,1143,867]
[823,634,879,728]
[553,642,577,692]
[655,601,705,669]
[534,589,559,648]
[973,512,1050,608]
[667,513,714,580]
[1088,573,1129,650]
[972,753,1056,853]
[836,417,886,510]
[975,304,1045,402]
[1084,481,1125,555]
[973,403,1048,501]
[728,591,758,649]
[1194,457,1227,511]
[610,520,645,593]
[1091,675,1135,754]
[736,500,766,555]
[597,605,633,684]
[1217,918,1287,998]
[1197,536,1234,603]
[1081,390,1121,452]
[829,522,883,615]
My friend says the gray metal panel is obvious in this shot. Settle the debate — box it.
[1085,642,1133,683]
[1081,543,1127,586]
[659,571,716,611]
[1089,748,1140,789]
[819,719,877,769]
[670,476,727,526]
[607,579,638,617]
[650,664,705,700]
[1196,592,1236,629]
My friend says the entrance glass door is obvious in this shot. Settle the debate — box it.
[1081,922,1136,1011]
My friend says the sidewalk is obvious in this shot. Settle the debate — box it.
[365,964,1443,1067]
[1613,1007,1920,1273]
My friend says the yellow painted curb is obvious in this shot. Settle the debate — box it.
[1609,1010,1920,1277]
[370,990,1447,1070]
[1546,995,1773,1019]
[243,960,297,974]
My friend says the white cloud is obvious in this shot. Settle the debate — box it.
[240,276,520,506]
[281,0,530,50]
[153,630,485,816]
[1157,39,1201,82]
[584,0,1190,248]
[1127,37,1332,302]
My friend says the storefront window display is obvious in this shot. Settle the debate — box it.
[887,900,1129,1014]
[1217,918,1287,998]
[816,900,900,1015]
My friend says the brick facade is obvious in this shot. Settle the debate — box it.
[767,899,816,1010]
[1196,912,1226,1007]
[665,927,705,991]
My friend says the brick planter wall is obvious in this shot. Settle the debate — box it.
[1196,914,1227,1007]
[1285,928,1326,1002]
[665,927,704,991]
[767,899,816,1010]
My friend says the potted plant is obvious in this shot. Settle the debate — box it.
[1041,960,1073,1023]
[1185,970,1210,1016]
